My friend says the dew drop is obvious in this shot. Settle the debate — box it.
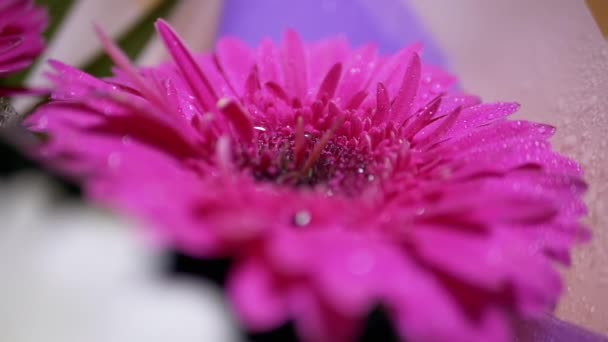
[202,113,215,122]
[293,210,312,227]
[121,135,132,146]
[107,153,121,169]
[37,116,48,129]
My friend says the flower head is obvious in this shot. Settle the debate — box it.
[26,20,588,342]
[0,0,46,77]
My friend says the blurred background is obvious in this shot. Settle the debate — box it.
[0,0,606,340]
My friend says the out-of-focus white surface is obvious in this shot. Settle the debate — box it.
[0,173,243,342]
[137,0,222,66]
[21,0,156,89]
[408,0,608,334]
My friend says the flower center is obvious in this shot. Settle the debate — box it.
[235,130,376,195]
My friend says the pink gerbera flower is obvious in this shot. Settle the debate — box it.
[0,0,46,77]
[26,21,588,342]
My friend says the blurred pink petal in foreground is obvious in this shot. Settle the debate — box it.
[0,0,46,77]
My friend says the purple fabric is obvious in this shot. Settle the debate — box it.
[515,316,608,342]
[218,0,446,67]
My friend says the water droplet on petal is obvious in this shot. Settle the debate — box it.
[121,135,132,145]
[293,210,312,227]
[108,153,121,169]
[37,116,48,129]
